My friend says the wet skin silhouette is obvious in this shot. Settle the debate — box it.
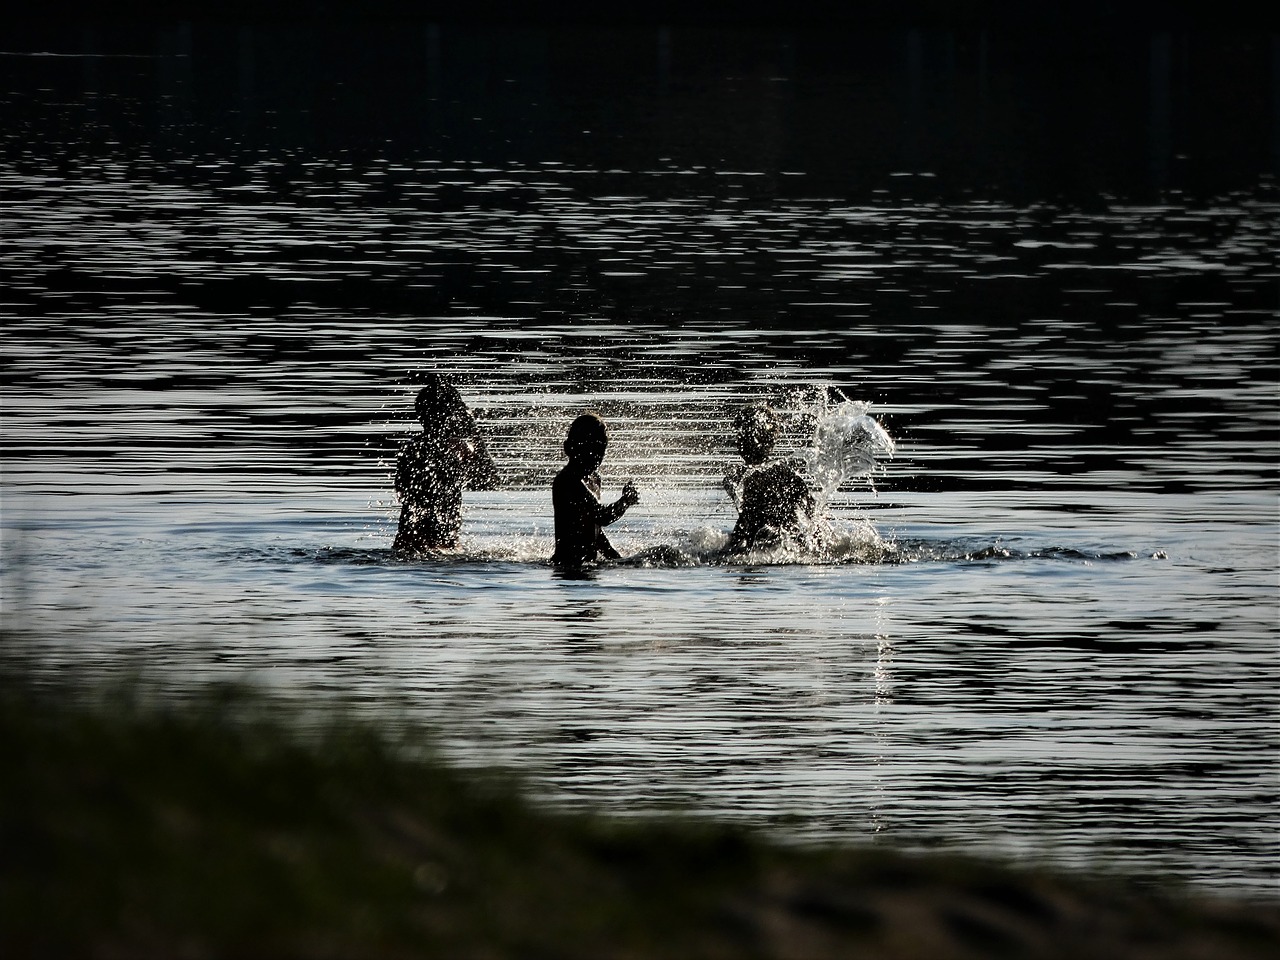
[724,403,818,552]
[393,374,498,554]
[551,413,640,567]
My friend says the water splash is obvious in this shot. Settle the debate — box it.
[797,389,896,499]
[713,386,897,562]
[624,520,892,568]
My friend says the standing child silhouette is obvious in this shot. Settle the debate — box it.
[551,413,640,567]
[393,374,498,554]
[724,403,819,553]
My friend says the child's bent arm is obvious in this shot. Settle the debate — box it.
[596,497,629,527]
[597,483,639,526]
[467,433,500,489]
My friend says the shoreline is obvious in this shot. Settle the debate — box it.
[4,658,1276,959]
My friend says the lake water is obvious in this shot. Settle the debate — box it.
[1,17,1277,896]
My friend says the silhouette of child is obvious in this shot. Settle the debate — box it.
[393,374,498,554]
[724,403,818,552]
[551,413,640,566]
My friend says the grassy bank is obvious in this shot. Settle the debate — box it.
[2,657,1275,959]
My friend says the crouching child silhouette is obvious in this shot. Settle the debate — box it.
[552,413,640,567]
[393,374,498,555]
[724,402,820,553]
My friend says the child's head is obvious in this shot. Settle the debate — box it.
[564,412,609,470]
[736,403,778,465]
[415,374,468,431]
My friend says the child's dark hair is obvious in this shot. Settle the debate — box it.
[737,402,778,448]
[414,373,467,423]
[564,412,608,458]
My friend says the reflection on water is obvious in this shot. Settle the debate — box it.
[1,21,1277,896]
[2,154,1273,501]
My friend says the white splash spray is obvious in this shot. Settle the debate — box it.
[798,388,896,500]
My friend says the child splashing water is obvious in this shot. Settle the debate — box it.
[722,387,895,560]
[723,403,822,554]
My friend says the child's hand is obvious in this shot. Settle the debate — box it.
[620,482,640,508]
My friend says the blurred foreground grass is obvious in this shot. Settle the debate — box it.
[2,638,1276,959]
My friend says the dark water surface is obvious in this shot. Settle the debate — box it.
[2,18,1277,895]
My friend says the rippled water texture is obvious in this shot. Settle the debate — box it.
[1,21,1277,894]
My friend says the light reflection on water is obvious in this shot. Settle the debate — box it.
[2,69,1278,895]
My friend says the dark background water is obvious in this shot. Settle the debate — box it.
[6,4,1278,199]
